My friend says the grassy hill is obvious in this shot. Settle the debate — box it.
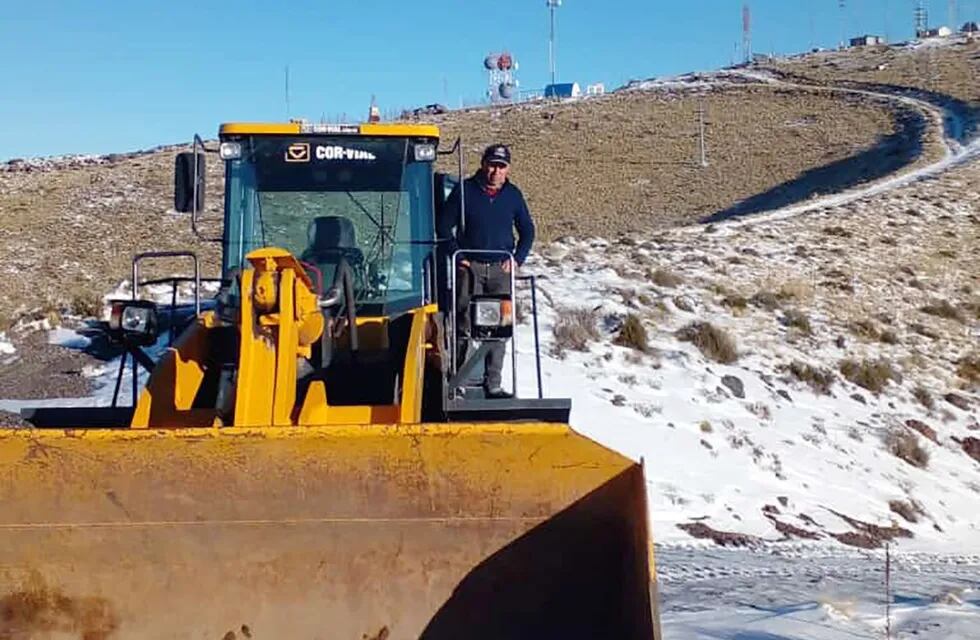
[0,81,921,324]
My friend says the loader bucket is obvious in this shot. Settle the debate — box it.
[0,423,659,639]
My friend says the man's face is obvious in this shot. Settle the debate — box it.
[482,161,510,189]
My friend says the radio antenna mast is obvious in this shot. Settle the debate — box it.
[546,0,562,86]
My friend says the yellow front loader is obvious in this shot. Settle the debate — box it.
[1,122,661,638]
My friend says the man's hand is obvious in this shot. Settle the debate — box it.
[460,259,471,268]
[501,259,515,274]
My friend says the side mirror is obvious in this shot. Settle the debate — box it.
[174,151,205,213]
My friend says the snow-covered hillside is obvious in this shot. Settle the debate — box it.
[509,151,978,554]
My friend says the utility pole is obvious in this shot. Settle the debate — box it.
[838,0,847,49]
[949,0,957,28]
[885,543,892,640]
[742,4,752,64]
[547,0,561,86]
[696,98,709,168]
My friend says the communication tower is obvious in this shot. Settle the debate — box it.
[914,0,928,37]
[484,52,519,104]
[948,0,957,30]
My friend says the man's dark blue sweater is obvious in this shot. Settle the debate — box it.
[438,174,535,265]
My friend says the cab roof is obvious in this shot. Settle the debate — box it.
[219,122,440,138]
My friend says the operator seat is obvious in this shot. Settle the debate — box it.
[300,216,365,288]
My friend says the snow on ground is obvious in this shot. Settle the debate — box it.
[508,229,978,553]
[659,547,980,639]
[0,333,15,356]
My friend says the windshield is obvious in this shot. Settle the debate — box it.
[222,135,435,315]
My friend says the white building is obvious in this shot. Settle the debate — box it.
[924,26,954,37]
[849,35,885,47]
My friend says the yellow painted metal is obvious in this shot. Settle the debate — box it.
[398,307,427,423]
[0,423,657,638]
[234,267,278,426]
[272,268,298,426]
[131,316,212,428]
[219,122,302,135]
[359,122,440,138]
[218,122,440,138]
[296,384,401,424]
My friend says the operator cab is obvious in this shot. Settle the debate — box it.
[215,124,439,318]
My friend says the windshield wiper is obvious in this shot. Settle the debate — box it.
[344,191,396,245]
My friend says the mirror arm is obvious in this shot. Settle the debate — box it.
[189,134,222,243]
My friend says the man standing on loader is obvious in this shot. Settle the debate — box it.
[439,144,535,399]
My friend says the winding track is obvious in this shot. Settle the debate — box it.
[714,68,980,227]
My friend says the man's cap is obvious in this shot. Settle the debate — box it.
[482,144,511,166]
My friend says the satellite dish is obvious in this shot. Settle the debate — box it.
[497,53,513,70]
[484,54,500,70]
[499,82,515,99]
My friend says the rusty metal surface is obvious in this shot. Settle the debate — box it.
[0,424,657,639]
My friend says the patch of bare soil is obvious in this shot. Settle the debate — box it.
[827,509,913,549]
[676,521,763,547]
[766,516,823,541]
[0,330,96,399]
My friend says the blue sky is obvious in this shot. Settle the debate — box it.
[1,1,976,159]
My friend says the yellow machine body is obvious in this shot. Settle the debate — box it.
[0,123,661,638]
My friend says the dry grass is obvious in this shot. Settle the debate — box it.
[782,309,813,334]
[920,299,966,324]
[776,280,814,303]
[676,321,738,364]
[0,70,929,325]
[956,352,980,386]
[721,294,748,313]
[650,268,683,288]
[767,38,980,105]
[750,291,781,310]
[432,85,900,241]
[850,318,900,344]
[613,314,650,352]
[888,499,925,524]
[839,358,900,394]
[785,361,836,395]
[70,292,104,319]
[912,385,935,410]
[885,429,930,469]
[551,306,600,354]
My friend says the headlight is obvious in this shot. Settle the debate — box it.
[475,300,502,326]
[108,300,159,345]
[219,141,242,160]
[122,306,153,333]
[414,143,436,161]
[473,299,513,327]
